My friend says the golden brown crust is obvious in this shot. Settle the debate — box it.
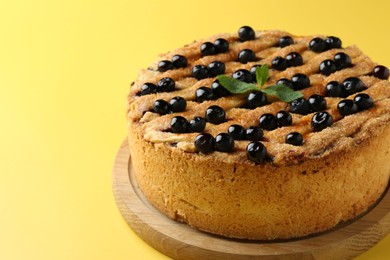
[126,29,390,239]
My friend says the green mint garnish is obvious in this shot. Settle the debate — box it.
[217,64,303,102]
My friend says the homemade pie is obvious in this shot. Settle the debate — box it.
[126,26,390,240]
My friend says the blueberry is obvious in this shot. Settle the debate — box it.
[272,56,288,71]
[309,37,327,53]
[208,61,226,77]
[337,99,358,116]
[308,94,327,112]
[325,81,347,97]
[311,112,333,132]
[372,65,390,80]
[341,77,365,95]
[172,55,188,68]
[247,91,267,109]
[214,38,229,53]
[354,93,374,111]
[259,113,278,131]
[140,83,157,95]
[232,69,254,83]
[286,132,303,146]
[250,64,261,78]
[279,36,294,48]
[228,124,246,140]
[238,26,255,41]
[158,60,174,72]
[291,74,310,90]
[285,52,303,67]
[215,133,234,152]
[246,126,263,141]
[194,133,215,154]
[289,97,310,115]
[211,80,230,97]
[319,59,337,76]
[189,117,206,132]
[157,77,175,92]
[238,49,257,63]
[276,78,294,89]
[334,52,352,70]
[170,116,189,133]
[200,42,216,56]
[153,99,171,115]
[192,65,210,80]
[205,105,226,124]
[276,110,293,126]
[169,96,187,112]
[246,141,267,163]
[325,36,342,49]
[195,87,215,102]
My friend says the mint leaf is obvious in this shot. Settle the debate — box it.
[256,64,269,87]
[261,84,303,102]
[217,75,258,94]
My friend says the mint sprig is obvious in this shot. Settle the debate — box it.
[217,64,303,102]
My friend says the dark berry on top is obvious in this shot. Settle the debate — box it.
[276,78,294,89]
[250,64,261,78]
[337,99,358,116]
[189,117,206,132]
[291,74,310,90]
[194,133,215,154]
[247,91,267,109]
[289,97,310,115]
[238,26,255,41]
[341,77,365,95]
[276,111,293,126]
[153,99,171,115]
[311,111,333,132]
[192,65,210,80]
[200,42,216,56]
[279,36,294,48]
[246,141,267,163]
[228,124,246,140]
[308,94,327,112]
[157,77,175,92]
[208,61,226,77]
[195,87,215,102]
[334,52,352,70]
[232,69,254,83]
[259,113,278,131]
[285,52,303,67]
[372,65,390,80]
[286,132,303,146]
[319,59,337,76]
[214,38,229,53]
[325,81,347,97]
[140,83,157,95]
[354,93,374,111]
[309,37,327,53]
[205,105,226,124]
[170,116,189,133]
[169,96,187,112]
[215,133,234,153]
[211,80,230,97]
[238,49,257,64]
[325,36,342,49]
[172,55,188,68]
[272,56,288,71]
[246,126,263,141]
[158,60,174,72]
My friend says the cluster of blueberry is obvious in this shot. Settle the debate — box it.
[319,52,352,76]
[272,52,303,71]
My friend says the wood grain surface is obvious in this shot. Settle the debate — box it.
[112,139,390,260]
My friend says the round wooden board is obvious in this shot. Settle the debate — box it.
[112,139,390,260]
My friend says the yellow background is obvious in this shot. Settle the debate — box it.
[1,0,390,259]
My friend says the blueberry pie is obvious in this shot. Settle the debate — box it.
[127,26,390,240]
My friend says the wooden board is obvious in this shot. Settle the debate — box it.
[112,139,390,260]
